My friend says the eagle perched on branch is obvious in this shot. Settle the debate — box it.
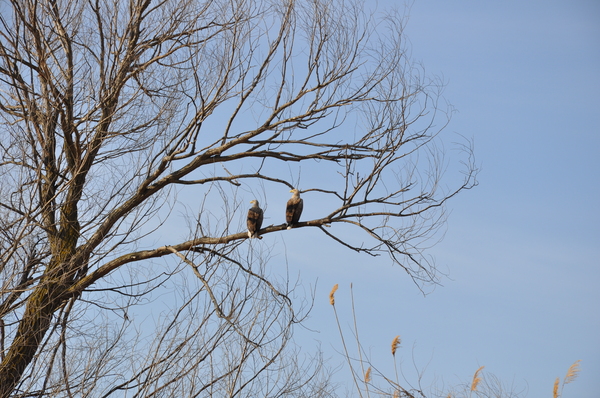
[247,200,264,239]
[285,189,303,229]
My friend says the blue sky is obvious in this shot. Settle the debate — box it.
[287,1,599,397]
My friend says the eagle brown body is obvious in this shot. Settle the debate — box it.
[247,200,264,238]
[285,189,303,229]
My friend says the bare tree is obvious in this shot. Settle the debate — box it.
[0,0,476,395]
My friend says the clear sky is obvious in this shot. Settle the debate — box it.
[288,1,599,397]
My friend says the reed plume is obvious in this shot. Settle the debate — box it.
[329,284,338,305]
[553,377,559,398]
[391,335,401,356]
[564,360,581,384]
[470,366,484,391]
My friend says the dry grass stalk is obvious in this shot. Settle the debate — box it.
[329,284,339,305]
[391,335,401,356]
[553,377,560,398]
[470,366,484,391]
[564,360,581,384]
[364,367,371,383]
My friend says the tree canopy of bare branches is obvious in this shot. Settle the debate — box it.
[0,0,476,395]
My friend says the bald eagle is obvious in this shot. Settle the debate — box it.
[247,200,264,239]
[286,189,303,229]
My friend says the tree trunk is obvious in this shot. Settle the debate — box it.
[0,284,63,397]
